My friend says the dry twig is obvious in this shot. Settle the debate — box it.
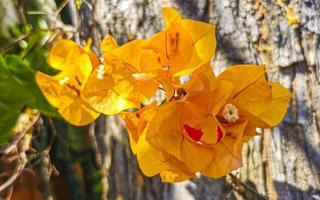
[0,113,40,193]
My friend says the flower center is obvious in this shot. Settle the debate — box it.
[97,64,106,80]
[59,77,70,85]
[172,88,187,101]
[163,65,170,71]
[183,124,203,141]
[59,76,81,96]
[222,103,239,122]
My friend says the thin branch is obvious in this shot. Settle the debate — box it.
[4,186,13,200]
[0,28,61,53]
[229,173,267,200]
[56,0,71,16]
[27,11,48,15]
[51,0,71,28]
[0,113,40,192]
[0,152,27,192]
[0,113,39,154]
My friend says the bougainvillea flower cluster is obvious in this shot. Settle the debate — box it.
[36,7,291,182]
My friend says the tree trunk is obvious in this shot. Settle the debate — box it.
[84,0,320,199]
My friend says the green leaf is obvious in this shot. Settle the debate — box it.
[21,31,46,58]
[4,55,35,82]
[0,82,34,106]
[0,57,9,80]
[0,53,59,147]
[0,103,20,146]
[24,46,57,75]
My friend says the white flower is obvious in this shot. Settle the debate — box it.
[222,103,239,122]
[97,65,106,80]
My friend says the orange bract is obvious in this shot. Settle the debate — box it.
[121,103,195,182]
[83,8,217,116]
[122,63,291,182]
[146,7,216,77]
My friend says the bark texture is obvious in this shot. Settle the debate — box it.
[84,0,320,199]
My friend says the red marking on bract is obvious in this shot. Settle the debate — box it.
[135,113,140,118]
[217,126,224,143]
[183,124,203,141]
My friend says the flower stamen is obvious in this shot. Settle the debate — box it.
[222,103,239,123]
[59,77,70,85]
[97,64,106,80]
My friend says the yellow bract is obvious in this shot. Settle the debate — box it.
[82,39,162,115]
[100,35,118,52]
[49,39,100,71]
[36,39,100,126]
[217,65,291,128]
[256,82,292,127]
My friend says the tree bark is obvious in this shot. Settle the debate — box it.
[86,0,320,199]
